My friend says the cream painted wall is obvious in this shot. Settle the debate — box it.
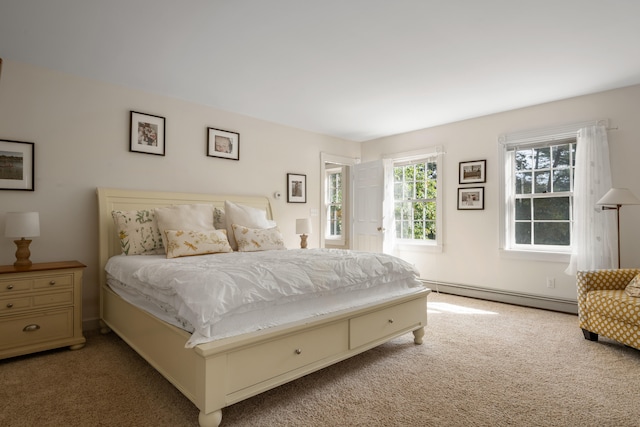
[361,85,640,301]
[0,60,360,323]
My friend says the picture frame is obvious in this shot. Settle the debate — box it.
[457,187,484,210]
[207,127,240,161]
[130,111,166,156]
[459,159,486,184]
[0,139,34,191]
[287,173,307,203]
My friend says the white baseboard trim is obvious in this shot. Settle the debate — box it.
[421,280,578,314]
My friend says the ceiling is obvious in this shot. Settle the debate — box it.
[2,0,640,142]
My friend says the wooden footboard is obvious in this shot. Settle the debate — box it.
[101,284,429,427]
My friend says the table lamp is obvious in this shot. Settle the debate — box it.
[5,211,40,268]
[596,188,640,268]
[296,218,312,249]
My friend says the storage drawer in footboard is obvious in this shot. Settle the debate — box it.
[227,321,348,393]
[349,298,426,349]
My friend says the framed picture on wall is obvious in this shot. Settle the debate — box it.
[0,139,34,191]
[459,159,486,184]
[457,187,484,210]
[130,111,166,156]
[287,173,306,203]
[207,127,240,160]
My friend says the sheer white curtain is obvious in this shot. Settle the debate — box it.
[565,125,615,275]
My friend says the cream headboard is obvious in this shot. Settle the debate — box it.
[96,187,273,289]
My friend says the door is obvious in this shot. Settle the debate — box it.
[352,160,388,253]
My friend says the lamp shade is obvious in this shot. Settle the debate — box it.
[296,218,312,235]
[596,188,640,206]
[5,212,40,238]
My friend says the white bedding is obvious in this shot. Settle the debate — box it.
[105,248,423,347]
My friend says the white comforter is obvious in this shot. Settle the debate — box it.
[106,248,422,346]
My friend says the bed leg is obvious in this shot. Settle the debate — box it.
[412,327,425,345]
[199,409,222,427]
[99,319,111,335]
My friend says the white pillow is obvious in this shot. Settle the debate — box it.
[163,229,232,259]
[154,204,216,250]
[232,224,286,252]
[224,200,272,250]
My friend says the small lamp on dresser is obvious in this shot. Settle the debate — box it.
[296,218,312,249]
[5,211,40,268]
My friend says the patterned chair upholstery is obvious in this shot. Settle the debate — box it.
[576,269,640,349]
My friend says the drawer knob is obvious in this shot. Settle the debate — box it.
[6,303,13,308]
[23,324,41,332]
[49,280,56,286]
[295,348,302,355]
[388,319,394,324]
[7,284,14,290]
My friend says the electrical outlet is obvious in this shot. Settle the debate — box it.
[546,277,555,289]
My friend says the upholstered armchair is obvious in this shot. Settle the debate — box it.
[576,269,640,350]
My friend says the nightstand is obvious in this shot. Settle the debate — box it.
[0,261,86,359]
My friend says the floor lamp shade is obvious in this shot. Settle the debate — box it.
[596,188,640,268]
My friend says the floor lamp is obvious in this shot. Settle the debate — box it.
[596,188,640,268]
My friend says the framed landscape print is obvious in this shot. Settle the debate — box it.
[458,187,484,210]
[130,111,166,156]
[287,173,306,203]
[459,159,486,184]
[0,139,34,191]
[207,127,240,160]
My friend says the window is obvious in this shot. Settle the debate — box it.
[512,139,576,248]
[392,157,438,243]
[498,120,602,260]
[325,166,344,243]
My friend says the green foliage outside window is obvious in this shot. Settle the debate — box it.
[393,161,437,241]
[514,141,575,246]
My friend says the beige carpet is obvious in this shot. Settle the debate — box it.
[1,292,639,427]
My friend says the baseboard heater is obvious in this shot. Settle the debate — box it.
[421,280,578,315]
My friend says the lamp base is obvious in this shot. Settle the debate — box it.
[299,234,308,249]
[13,238,33,268]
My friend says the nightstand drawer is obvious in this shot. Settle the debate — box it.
[34,274,73,290]
[0,308,74,350]
[0,278,33,294]
[0,291,73,314]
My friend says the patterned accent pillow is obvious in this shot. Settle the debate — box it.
[163,229,232,259]
[112,209,164,255]
[625,274,640,297]
[232,224,286,252]
[213,207,226,230]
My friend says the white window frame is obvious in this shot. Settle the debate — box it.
[325,165,345,245]
[498,119,605,262]
[387,147,443,253]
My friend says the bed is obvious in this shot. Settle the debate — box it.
[97,187,430,427]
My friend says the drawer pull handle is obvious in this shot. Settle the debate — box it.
[388,319,394,324]
[6,303,13,308]
[23,324,41,332]
[7,284,14,290]
[49,280,56,286]
[295,348,302,355]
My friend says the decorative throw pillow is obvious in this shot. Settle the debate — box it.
[232,224,286,252]
[163,229,233,259]
[154,204,216,250]
[625,274,640,297]
[112,209,164,255]
[213,207,226,230]
[224,200,273,251]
